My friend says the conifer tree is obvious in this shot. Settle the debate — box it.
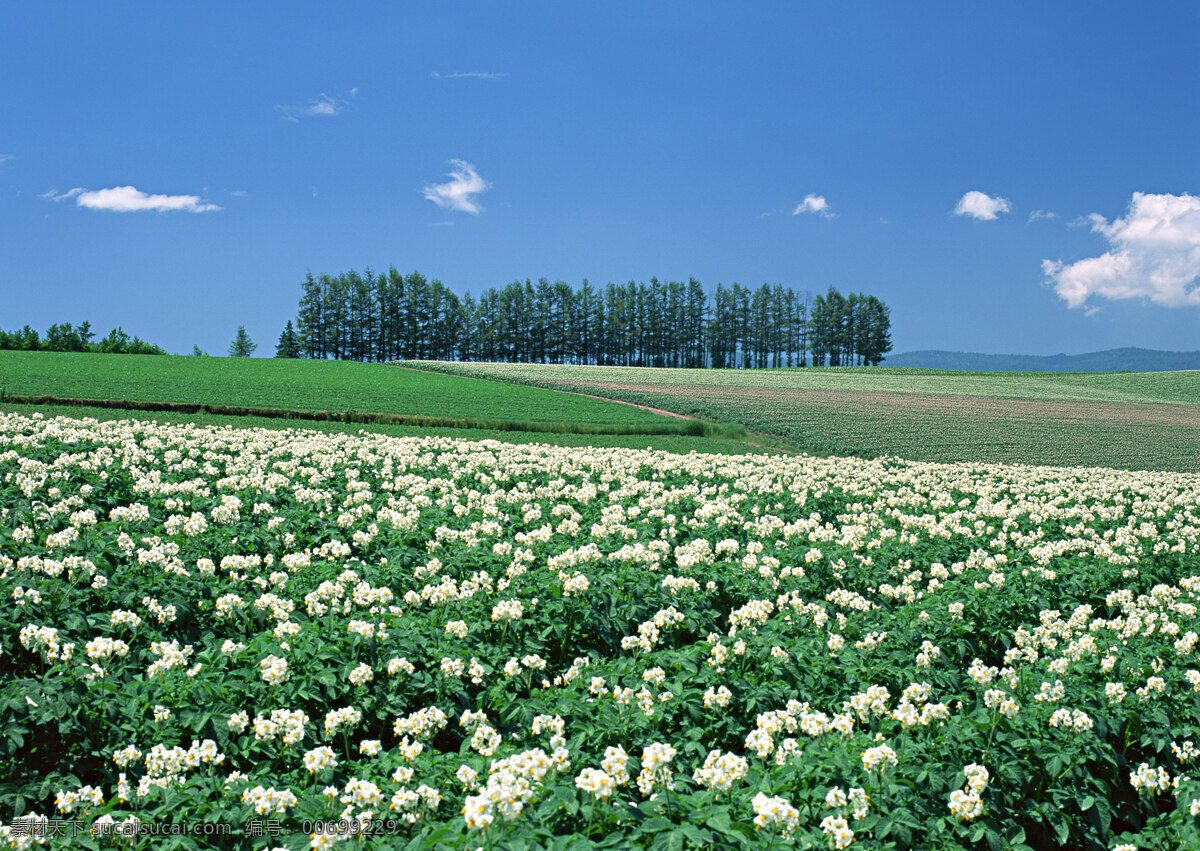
[275,320,300,358]
[228,325,257,357]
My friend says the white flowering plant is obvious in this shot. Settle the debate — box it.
[0,411,1199,848]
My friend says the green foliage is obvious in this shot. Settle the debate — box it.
[274,321,301,359]
[291,268,892,369]
[0,321,165,355]
[4,412,1200,848]
[0,351,674,428]
[228,326,257,358]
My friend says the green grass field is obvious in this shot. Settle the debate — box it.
[408,361,1200,472]
[0,351,671,427]
[8,352,1195,469]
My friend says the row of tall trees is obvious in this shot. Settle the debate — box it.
[282,269,892,367]
[0,321,166,355]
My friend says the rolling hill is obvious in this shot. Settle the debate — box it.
[883,347,1200,372]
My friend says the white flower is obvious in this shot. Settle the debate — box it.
[692,750,748,794]
[258,655,289,686]
[753,792,800,834]
[348,663,373,686]
[861,744,898,773]
[575,768,615,799]
[636,743,677,796]
[303,746,338,774]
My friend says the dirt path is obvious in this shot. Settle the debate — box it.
[389,364,797,454]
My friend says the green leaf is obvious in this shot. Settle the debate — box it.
[1051,814,1069,845]
[705,809,732,833]
[681,824,711,846]
[985,827,1003,851]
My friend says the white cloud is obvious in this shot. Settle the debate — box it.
[1028,209,1057,223]
[1043,192,1200,310]
[792,194,834,218]
[41,187,83,202]
[431,71,507,80]
[422,160,489,215]
[954,190,1012,221]
[277,92,352,121]
[0,154,14,166]
[43,185,219,212]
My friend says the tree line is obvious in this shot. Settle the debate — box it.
[280,269,892,367]
[0,321,166,355]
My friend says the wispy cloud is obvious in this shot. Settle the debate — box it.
[0,154,14,167]
[431,71,507,80]
[1043,191,1200,310]
[954,190,1012,221]
[42,185,220,212]
[41,188,83,202]
[792,194,835,218]
[277,91,354,122]
[1028,209,1057,223]
[422,160,489,215]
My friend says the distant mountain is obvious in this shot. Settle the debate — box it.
[883,348,1200,373]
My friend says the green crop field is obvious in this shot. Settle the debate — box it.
[408,362,1200,472]
[0,351,671,429]
[6,410,1200,849]
[2,403,782,456]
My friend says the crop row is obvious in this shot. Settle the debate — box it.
[0,404,772,458]
[0,351,669,428]
[408,361,1200,407]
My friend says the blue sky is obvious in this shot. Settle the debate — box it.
[2,2,1198,357]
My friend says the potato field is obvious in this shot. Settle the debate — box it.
[2,410,1200,849]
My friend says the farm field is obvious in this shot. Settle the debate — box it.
[0,351,671,430]
[409,362,1200,473]
[3,410,1200,849]
[0,403,779,457]
[407,362,1200,407]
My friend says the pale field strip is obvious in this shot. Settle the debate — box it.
[409,361,1200,473]
[410,362,1200,407]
